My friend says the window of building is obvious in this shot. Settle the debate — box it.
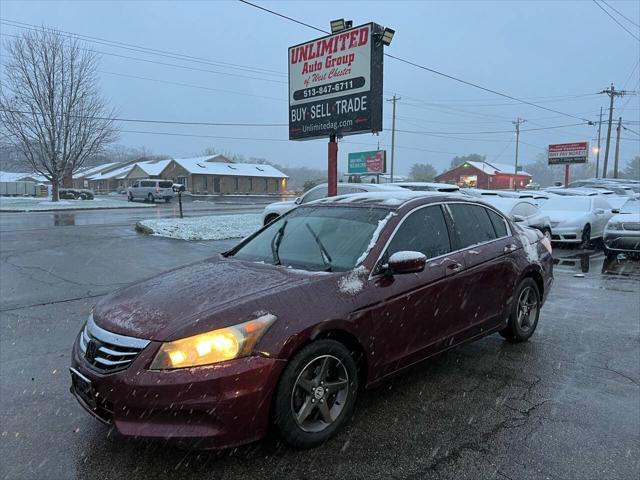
[249,178,253,191]
[234,177,239,191]
[264,178,268,191]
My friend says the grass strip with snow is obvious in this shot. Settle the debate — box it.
[0,197,155,212]
[136,214,262,241]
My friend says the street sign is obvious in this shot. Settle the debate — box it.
[348,150,386,174]
[288,23,384,141]
[548,142,589,165]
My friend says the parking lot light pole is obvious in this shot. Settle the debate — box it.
[328,134,338,196]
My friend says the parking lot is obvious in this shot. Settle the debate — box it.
[1,206,638,480]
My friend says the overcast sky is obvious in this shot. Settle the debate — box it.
[1,0,639,175]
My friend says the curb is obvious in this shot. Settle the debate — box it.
[135,222,155,235]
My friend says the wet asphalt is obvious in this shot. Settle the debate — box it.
[0,207,638,480]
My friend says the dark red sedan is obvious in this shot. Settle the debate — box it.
[70,192,553,449]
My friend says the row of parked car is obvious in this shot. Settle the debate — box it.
[262,179,640,257]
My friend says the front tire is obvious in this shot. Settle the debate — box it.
[147,193,155,203]
[499,278,541,342]
[128,193,133,202]
[273,340,358,449]
[580,224,591,249]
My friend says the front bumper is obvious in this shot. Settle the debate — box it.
[70,334,286,449]
[604,231,640,252]
[550,226,582,243]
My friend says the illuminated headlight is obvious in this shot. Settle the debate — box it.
[150,315,276,370]
[606,222,623,231]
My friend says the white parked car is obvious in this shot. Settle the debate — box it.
[480,197,552,239]
[388,182,460,193]
[261,183,406,225]
[603,199,640,257]
[461,188,538,199]
[127,179,175,203]
[540,195,615,248]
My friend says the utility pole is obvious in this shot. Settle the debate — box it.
[387,95,400,182]
[595,106,603,178]
[512,117,526,190]
[614,117,622,179]
[600,84,631,178]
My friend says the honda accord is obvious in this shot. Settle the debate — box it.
[70,192,553,449]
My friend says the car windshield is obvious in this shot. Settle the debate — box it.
[540,197,591,212]
[620,199,640,214]
[231,206,391,271]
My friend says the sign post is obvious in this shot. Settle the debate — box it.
[548,142,589,188]
[288,23,387,196]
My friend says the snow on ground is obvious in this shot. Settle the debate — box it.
[0,196,155,212]
[137,214,262,241]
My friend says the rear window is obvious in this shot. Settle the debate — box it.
[486,209,508,237]
[448,203,498,248]
[159,181,173,188]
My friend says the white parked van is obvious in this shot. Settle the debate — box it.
[127,179,175,203]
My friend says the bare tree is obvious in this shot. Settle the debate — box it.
[0,28,117,200]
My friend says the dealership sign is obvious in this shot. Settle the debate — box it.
[288,23,384,141]
[548,142,589,165]
[348,150,386,174]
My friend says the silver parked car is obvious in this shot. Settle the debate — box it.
[481,197,552,240]
[127,179,175,203]
[261,183,406,225]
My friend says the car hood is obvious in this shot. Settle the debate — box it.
[609,213,640,224]
[543,210,587,224]
[92,257,324,341]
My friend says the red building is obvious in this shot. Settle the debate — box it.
[435,161,532,190]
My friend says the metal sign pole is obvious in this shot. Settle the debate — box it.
[328,134,338,196]
[564,165,569,189]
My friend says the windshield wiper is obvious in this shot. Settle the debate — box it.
[270,219,287,265]
[305,224,333,271]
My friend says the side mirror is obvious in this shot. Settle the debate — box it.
[294,196,302,205]
[387,251,427,275]
[511,214,526,223]
[611,209,620,214]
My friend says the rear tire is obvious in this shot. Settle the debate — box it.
[273,340,358,449]
[499,278,541,342]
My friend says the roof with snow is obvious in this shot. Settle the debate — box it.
[86,163,136,181]
[465,161,532,177]
[313,190,468,208]
[75,162,123,179]
[172,156,288,178]
[136,159,172,176]
[0,171,47,182]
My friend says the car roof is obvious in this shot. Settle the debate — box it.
[480,196,538,211]
[311,190,471,209]
[309,182,406,192]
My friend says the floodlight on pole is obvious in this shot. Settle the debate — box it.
[381,27,395,46]
[330,19,346,33]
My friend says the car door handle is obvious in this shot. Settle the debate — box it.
[446,262,463,274]
[504,244,518,253]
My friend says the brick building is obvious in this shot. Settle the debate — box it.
[435,161,532,190]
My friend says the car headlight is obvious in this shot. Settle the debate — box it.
[606,222,623,231]
[150,315,276,370]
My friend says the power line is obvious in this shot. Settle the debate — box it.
[121,129,289,142]
[0,18,286,77]
[0,32,287,85]
[394,122,591,136]
[601,0,640,28]
[238,0,329,34]
[237,0,597,123]
[592,0,640,41]
[0,108,287,127]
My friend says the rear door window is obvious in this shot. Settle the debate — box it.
[447,203,498,249]
[486,209,509,238]
[141,181,154,187]
[386,205,451,259]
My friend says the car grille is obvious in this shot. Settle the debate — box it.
[79,315,150,373]
[622,222,640,231]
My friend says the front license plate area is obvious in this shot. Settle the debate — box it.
[70,368,97,409]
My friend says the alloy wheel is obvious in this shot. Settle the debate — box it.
[291,355,349,433]
[516,286,538,332]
